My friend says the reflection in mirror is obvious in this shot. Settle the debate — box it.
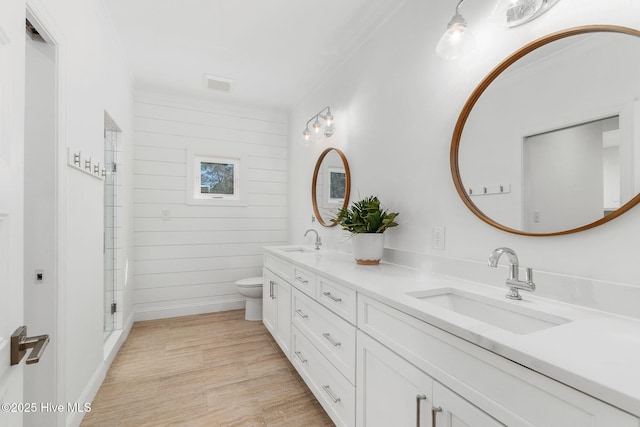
[452,26,640,236]
[312,148,351,227]
[522,116,619,233]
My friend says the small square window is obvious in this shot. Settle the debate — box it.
[187,150,247,206]
[198,159,237,198]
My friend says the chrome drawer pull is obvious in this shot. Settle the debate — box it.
[269,280,276,299]
[416,394,427,427]
[322,385,341,403]
[295,276,309,284]
[295,309,308,319]
[294,351,307,363]
[432,406,442,426]
[322,333,341,347]
[322,292,342,302]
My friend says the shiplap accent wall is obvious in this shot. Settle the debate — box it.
[132,97,288,320]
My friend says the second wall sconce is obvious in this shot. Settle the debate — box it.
[437,0,562,59]
[303,106,334,141]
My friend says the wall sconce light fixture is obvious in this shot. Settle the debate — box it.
[437,0,562,59]
[492,0,560,27]
[436,0,476,60]
[303,106,334,141]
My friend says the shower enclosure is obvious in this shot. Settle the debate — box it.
[104,113,121,338]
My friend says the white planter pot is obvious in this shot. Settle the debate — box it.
[351,233,385,265]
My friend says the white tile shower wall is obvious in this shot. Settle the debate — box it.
[132,96,288,320]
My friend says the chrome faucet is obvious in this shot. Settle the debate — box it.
[488,247,535,300]
[304,229,322,250]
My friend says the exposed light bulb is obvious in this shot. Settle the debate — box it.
[436,12,476,60]
[323,109,333,126]
[303,128,311,140]
[312,117,322,133]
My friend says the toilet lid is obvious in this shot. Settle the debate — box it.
[235,276,263,287]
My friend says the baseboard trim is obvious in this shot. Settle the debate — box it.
[67,314,134,427]
[133,299,246,322]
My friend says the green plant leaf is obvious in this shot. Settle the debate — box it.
[331,195,399,234]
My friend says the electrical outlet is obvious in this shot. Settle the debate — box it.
[433,226,445,250]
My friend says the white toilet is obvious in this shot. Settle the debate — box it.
[235,276,263,321]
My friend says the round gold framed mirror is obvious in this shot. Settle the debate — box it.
[312,148,351,227]
[451,25,640,236]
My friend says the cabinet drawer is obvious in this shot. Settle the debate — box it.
[264,253,292,282]
[317,274,357,325]
[291,265,316,297]
[292,289,356,384]
[358,294,637,427]
[292,326,355,427]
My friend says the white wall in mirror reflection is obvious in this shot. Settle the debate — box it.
[459,32,640,233]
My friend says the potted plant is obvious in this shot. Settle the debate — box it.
[332,195,399,265]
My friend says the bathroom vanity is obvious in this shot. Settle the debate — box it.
[262,246,640,427]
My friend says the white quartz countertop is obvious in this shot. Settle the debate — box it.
[264,246,640,418]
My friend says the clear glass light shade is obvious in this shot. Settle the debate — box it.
[491,0,558,27]
[312,117,322,133]
[323,124,334,137]
[303,128,311,140]
[436,19,476,60]
[323,111,333,126]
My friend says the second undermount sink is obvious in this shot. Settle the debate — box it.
[406,288,571,334]
[280,247,317,253]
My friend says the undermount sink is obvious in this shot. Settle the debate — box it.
[280,247,317,253]
[407,288,571,334]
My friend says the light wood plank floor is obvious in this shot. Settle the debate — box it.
[81,310,334,427]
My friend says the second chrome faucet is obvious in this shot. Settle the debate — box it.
[304,229,322,250]
[488,247,535,300]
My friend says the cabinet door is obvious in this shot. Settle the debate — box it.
[432,382,504,427]
[357,331,433,427]
[262,269,278,337]
[276,280,291,357]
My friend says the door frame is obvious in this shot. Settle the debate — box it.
[25,2,67,426]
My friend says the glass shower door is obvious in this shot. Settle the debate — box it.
[104,128,118,337]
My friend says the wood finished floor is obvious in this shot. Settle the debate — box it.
[81,310,334,427]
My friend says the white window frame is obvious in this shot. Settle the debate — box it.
[326,166,346,205]
[186,148,248,206]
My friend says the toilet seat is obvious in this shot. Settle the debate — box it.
[235,276,262,287]
[235,277,264,321]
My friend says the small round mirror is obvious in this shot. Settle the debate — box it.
[312,148,351,227]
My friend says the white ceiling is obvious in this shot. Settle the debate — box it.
[104,0,406,109]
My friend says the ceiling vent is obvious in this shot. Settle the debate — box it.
[203,74,234,92]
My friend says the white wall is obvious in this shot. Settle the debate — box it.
[17,1,135,426]
[289,1,640,296]
[24,31,56,427]
[132,96,288,320]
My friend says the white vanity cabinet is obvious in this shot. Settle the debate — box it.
[263,248,640,427]
[290,272,358,427]
[262,255,292,357]
[265,252,358,426]
[358,294,638,427]
[357,331,434,427]
[357,331,503,427]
